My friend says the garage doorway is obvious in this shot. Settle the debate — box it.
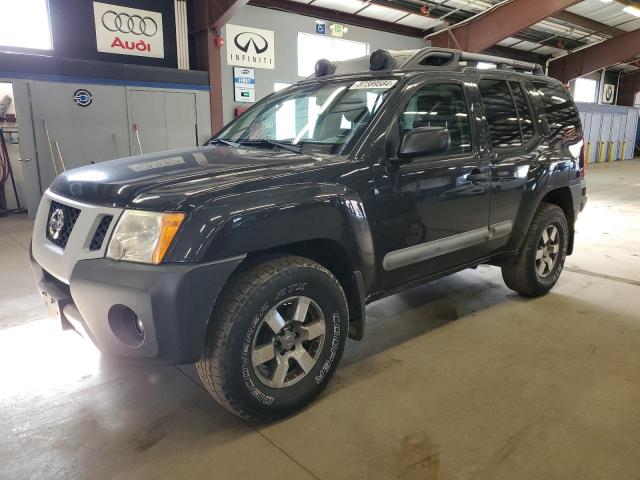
[128,89,199,155]
[0,81,29,215]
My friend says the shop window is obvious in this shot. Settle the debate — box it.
[0,0,52,51]
[274,82,293,92]
[573,78,598,103]
[297,33,369,77]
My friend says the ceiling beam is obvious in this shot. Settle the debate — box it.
[426,0,579,52]
[247,0,426,37]
[548,28,640,83]
[193,0,250,32]
[550,10,625,37]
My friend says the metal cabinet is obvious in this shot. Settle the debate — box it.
[128,89,198,155]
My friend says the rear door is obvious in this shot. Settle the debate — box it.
[475,77,542,253]
[374,77,491,289]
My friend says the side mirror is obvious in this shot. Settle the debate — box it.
[392,127,451,164]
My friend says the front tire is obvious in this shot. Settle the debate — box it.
[197,256,348,421]
[502,203,569,297]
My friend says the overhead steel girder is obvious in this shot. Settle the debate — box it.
[192,0,250,133]
[427,0,579,52]
[548,29,640,84]
[193,0,249,32]
[550,10,625,37]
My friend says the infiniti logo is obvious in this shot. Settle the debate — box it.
[48,208,65,241]
[101,10,158,37]
[234,32,269,54]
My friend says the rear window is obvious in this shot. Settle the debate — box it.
[532,82,582,138]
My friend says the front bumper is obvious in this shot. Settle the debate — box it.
[31,247,244,365]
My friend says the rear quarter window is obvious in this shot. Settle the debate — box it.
[532,82,582,139]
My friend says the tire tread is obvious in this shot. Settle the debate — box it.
[502,202,567,297]
[196,255,345,420]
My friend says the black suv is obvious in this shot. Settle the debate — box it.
[31,48,587,420]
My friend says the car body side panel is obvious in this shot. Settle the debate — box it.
[503,78,584,253]
[167,182,377,292]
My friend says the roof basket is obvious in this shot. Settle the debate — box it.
[313,47,545,78]
[400,48,545,75]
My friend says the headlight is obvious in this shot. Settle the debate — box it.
[106,210,185,264]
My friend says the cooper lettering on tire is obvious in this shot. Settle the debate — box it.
[197,256,348,421]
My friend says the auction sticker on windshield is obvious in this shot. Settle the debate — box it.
[350,80,398,90]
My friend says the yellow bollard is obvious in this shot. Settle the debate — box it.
[608,142,615,162]
[621,141,627,161]
[598,142,605,163]
[585,142,591,166]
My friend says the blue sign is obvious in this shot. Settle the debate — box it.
[315,22,326,35]
[73,89,93,107]
[233,66,256,103]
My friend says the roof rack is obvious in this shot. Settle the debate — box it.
[314,47,545,78]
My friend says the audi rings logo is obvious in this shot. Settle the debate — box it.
[101,10,158,37]
[234,32,269,54]
[94,2,164,58]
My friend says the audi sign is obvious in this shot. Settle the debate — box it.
[93,2,164,59]
[226,24,275,70]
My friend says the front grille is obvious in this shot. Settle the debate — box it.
[46,200,81,249]
[90,215,113,251]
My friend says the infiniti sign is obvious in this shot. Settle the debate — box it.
[227,24,275,70]
[234,32,269,54]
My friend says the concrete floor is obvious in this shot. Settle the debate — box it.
[1,160,640,480]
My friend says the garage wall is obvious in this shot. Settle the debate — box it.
[219,5,425,125]
[47,0,179,69]
[6,77,210,217]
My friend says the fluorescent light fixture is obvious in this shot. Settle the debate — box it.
[623,5,640,17]
[599,0,613,3]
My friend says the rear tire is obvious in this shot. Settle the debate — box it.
[196,255,348,421]
[502,203,569,297]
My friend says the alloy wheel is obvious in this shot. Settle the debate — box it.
[536,224,561,278]
[251,296,326,389]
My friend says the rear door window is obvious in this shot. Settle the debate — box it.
[478,79,522,149]
[509,81,535,144]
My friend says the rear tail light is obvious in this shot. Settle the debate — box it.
[580,143,586,178]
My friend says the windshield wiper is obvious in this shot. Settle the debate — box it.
[240,139,304,154]
[208,138,241,148]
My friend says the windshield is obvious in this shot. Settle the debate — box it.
[214,79,399,154]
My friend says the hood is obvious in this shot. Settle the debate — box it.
[49,145,325,211]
